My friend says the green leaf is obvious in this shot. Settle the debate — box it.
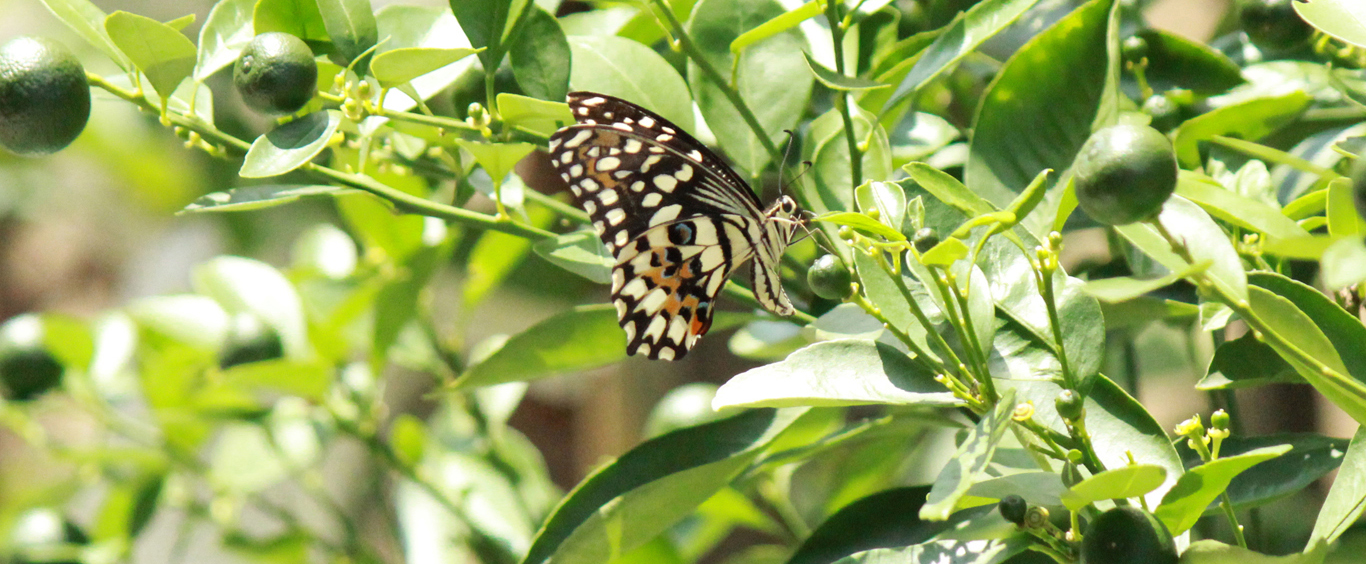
[1000,375,1184,508]
[1175,172,1309,242]
[1172,92,1312,169]
[1178,540,1325,564]
[920,388,1016,521]
[832,538,1029,564]
[855,181,908,234]
[451,0,529,71]
[918,238,968,266]
[375,5,480,112]
[218,359,332,400]
[240,111,342,178]
[803,52,887,91]
[181,184,353,213]
[1178,434,1350,511]
[1196,332,1297,390]
[191,256,309,359]
[1099,297,1198,330]
[729,0,822,55]
[499,93,574,138]
[520,408,806,564]
[371,47,480,88]
[967,472,1067,507]
[808,104,894,210]
[567,36,694,130]
[105,11,197,102]
[1323,236,1366,290]
[1311,427,1366,546]
[880,0,1040,113]
[1081,260,1211,303]
[903,162,993,218]
[194,0,256,80]
[1135,28,1243,95]
[1115,195,1248,302]
[1295,0,1366,49]
[209,424,289,494]
[1246,284,1366,425]
[532,231,612,284]
[453,305,627,389]
[712,340,963,410]
[1249,272,1366,391]
[1061,465,1167,511]
[374,239,451,360]
[461,210,545,308]
[36,0,128,68]
[814,212,906,241]
[316,0,378,72]
[850,251,940,360]
[1327,177,1366,237]
[252,0,330,43]
[509,6,570,102]
[789,487,995,564]
[980,237,1105,384]
[965,0,1117,213]
[687,0,812,176]
[455,140,536,189]
[1154,444,1292,534]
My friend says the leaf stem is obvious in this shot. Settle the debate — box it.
[824,0,862,192]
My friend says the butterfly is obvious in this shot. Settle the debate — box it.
[548,92,802,360]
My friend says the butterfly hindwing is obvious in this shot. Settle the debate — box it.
[548,92,797,360]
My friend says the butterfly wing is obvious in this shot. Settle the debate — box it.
[548,92,778,360]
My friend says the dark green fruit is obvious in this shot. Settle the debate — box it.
[807,254,853,300]
[1141,94,1181,132]
[912,227,940,254]
[1074,124,1178,226]
[233,32,318,115]
[1055,389,1084,421]
[0,36,90,156]
[1239,0,1314,54]
[1121,36,1148,64]
[0,315,64,401]
[1081,506,1177,564]
[218,313,284,369]
[998,495,1027,526]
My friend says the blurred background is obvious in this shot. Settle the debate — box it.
[1,0,1357,560]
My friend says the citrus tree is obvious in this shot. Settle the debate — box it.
[1,0,1365,563]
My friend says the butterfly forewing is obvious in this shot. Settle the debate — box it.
[548,92,797,360]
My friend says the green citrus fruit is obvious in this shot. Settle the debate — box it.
[998,495,1027,526]
[0,36,90,156]
[912,227,940,254]
[1142,94,1182,132]
[1081,506,1177,564]
[1239,0,1314,54]
[1074,124,1178,226]
[218,313,284,369]
[233,32,318,115]
[807,254,853,300]
[0,315,64,401]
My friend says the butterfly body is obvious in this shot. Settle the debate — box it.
[548,92,801,360]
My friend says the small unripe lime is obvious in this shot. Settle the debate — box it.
[218,313,284,369]
[807,254,853,300]
[912,227,939,254]
[0,315,64,401]
[1238,0,1314,54]
[998,495,1027,526]
[233,32,318,115]
[1074,124,1178,226]
[1081,506,1177,564]
[1121,36,1148,64]
[1142,94,1182,132]
[0,36,90,156]
[1055,389,1085,421]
